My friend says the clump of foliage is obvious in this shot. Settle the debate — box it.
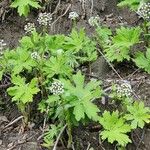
[1,6,150,149]
[10,0,41,17]
[0,23,100,148]
[104,27,142,62]
[7,76,40,125]
[124,101,150,129]
[98,81,150,148]
[99,111,131,147]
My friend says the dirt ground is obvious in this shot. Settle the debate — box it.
[0,0,150,149]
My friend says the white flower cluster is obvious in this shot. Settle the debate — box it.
[31,52,40,60]
[37,12,52,26]
[0,39,6,55]
[137,2,150,20]
[116,82,132,97]
[69,11,79,20]
[88,16,100,26]
[24,23,36,34]
[49,81,64,95]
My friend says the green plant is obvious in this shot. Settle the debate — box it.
[39,71,102,147]
[133,48,150,73]
[61,71,102,122]
[117,0,141,10]
[96,26,112,47]
[7,75,40,125]
[42,55,73,79]
[10,0,41,17]
[137,2,150,46]
[99,110,131,147]
[64,28,97,64]
[104,26,142,62]
[42,124,62,148]
[3,48,37,75]
[124,101,150,129]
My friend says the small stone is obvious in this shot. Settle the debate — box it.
[0,140,2,145]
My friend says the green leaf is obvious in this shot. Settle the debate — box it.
[83,100,100,121]
[124,101,150,129]
[65,28,85,52]
[43,124,62,148]
[99,111,131,146]
[64,28,97,64]
[117,0,141,10]
[7,76,40,104]
[73,103,85,121]
[11,0,41,17]
[4,48,36,75]
[134,48,150,73]
[105,26,142,62]
[96,26,112,46]
[61,71,102,121]
[43,55,73,78]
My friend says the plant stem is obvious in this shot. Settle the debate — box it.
[66,112,72,148]
[18,102,29,127]
[143,20,149,47]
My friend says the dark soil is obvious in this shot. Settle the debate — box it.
[0,0,150,150]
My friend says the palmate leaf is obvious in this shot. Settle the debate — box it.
[124,101,150,129]
[64,28,86,52]
[133,48,150,73]
[4,48,36,75]
[99,111,131,146]
[43,55,73,78]
[45,34,66,53]
[11,0,41,17]
[61,71,102,121]
[64,28,97,63]
[7,76,40,104]
[105,27,142,62]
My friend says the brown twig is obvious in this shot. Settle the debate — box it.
[3,116,23,130]
[89,0,94,17]
[51,0,61,16]
[52,124,67,150]
[51,4,71,30]
[136,128,145,150]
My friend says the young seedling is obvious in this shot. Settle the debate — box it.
[7,76,40,127]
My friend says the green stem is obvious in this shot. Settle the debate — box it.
[66,112,72,148]
[18,102,29,127]
[143,20,149,47]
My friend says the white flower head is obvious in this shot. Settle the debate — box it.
[24,23,36,34]
[31,51,40,60]
[49,80,64,95]
[88,15,100,26]
[37,12,52,26]
[0,39,6,55]
[69,11,79,20]
[137,2,150,20]
[116,81,132,97]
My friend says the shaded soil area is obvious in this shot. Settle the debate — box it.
[0,0,150,149]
